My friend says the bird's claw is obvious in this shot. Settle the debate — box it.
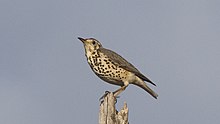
[99,91,120,105]
[99,91,111,101]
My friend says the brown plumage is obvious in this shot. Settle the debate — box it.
[78,37,158,99]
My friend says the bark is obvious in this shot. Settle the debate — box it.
[99,92,129,124]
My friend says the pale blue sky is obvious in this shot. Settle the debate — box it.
[0,0,220,124]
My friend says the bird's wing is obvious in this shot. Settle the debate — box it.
[98,48,156,86]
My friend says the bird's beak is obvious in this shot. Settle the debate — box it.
[78,37,86,43]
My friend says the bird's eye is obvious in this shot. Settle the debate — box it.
[92,41,96,45]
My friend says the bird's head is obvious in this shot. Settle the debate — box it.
[78,37,102,53]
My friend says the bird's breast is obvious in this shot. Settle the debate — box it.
[86,53,129,85]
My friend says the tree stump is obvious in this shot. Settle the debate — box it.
[99,92,129,124]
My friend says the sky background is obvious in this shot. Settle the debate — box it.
[0,0,220,124]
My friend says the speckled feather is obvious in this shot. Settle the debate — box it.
[98,47,156,86]
[78,37,158,99]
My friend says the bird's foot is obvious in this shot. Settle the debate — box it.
[99,91,111,101]
[99,91,120,104]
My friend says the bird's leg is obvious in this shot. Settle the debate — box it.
[100,82,129,101]
[113,85,128,97]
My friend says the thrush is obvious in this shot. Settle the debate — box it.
[78,37,158,99]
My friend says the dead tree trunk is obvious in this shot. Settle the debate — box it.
[99,92,129,124]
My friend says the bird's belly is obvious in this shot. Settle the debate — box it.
[98,74,124,86]
[92,66,127,86]
[87,55,128,86]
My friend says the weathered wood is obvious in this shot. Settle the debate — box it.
[99,92,129,124]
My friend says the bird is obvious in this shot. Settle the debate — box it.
[78,37,158,99]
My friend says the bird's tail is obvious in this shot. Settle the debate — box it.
[133,77,158,99]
